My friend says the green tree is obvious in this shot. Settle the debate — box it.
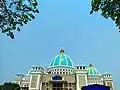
[0,82,20,90]
[0,0,39,39]
[90,0,120,31]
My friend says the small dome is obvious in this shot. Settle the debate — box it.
[49,50,74,68]
[87,64,101,75]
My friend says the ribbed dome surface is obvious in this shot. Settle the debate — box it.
[87,64,101,75]
[49,50,74,68]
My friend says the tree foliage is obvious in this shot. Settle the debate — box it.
[0,0,39,39]
[90,0,120,31]
[0,82,20,90]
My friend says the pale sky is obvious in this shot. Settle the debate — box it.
[0,0,120,90]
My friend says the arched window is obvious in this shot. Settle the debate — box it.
[52,76,62,80]
[80,66,82,69]
[77,67,79,69]
[69,83,71,87]
[83,67,85,69]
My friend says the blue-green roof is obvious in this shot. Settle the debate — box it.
[87,64,101,75]
[49,50,74,68]
[102,72,111,75]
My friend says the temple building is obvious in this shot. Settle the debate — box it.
[14,50,114,90]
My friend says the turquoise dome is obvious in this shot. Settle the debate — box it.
[49,50,74,67]
[87,64,101,75]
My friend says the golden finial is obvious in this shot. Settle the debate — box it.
[89,64,93,67]
[60,49,64,53]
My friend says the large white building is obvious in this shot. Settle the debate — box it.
[15,50,114,90]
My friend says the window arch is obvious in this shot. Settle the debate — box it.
[52,76,62,80]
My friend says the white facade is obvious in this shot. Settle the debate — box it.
[15,50,114,90]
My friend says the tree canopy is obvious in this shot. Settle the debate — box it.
[90,0,120,31]
[0,82,20,90]
[1,0,119,39]
[0,0,39,39]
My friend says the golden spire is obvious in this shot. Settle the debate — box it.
[60,49,64,54]
[89,64,93,67]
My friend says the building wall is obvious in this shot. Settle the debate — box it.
[41,74,75,90]
[15,66,114,90]
[75,66,88,90]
